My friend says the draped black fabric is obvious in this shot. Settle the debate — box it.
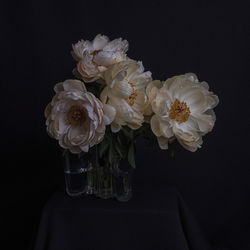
[33,188,215,250]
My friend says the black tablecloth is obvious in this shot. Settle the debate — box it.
[33,187,214,250]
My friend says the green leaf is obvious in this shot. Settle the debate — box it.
[115,140,123,159]
[108,145,113,165]
[115,138,127,159]
[117,131,128,146]
[128,142,136,168]
[121,126,133,140]
[99,139,109,158]
[168,142,175,158]
[108,140,117,165]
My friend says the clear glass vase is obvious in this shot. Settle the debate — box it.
[63,150,91,196]
[63,148,134,201]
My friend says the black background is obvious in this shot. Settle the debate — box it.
[2,0,250,249]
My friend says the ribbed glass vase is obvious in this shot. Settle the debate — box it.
[63,148,134,202]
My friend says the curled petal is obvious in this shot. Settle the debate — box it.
[103,104,116,125]
[92,34,109,50]
[80,144,89,152]
[103,38,128,53]
[111,123,121,133]
[157,136,169,150]
[54,79,87,93]
[150,115,162,137]
[110,80,132,99]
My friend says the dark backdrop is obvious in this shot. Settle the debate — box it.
[2,0,250,249]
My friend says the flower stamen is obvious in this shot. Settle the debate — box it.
[125,81,138,106]
[169,99,190,124]
[90,50,102,56]
[67,105,86,126]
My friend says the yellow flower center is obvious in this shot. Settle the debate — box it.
[125,81,138,106]
[169,99,191,124]
[67,105,86,126]
[90,50,102,56]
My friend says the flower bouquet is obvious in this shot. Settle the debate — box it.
[45,34,219,201]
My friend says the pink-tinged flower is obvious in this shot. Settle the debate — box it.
[72,34,129,83]
[45,79,116,153]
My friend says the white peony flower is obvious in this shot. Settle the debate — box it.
[45,79,116,153]
[100,60,152,132]
[146,73,219,152]
[72,34,129,83]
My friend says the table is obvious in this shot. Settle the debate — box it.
[33,187,214,250]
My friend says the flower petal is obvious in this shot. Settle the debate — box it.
[110,80,132,99]
[150,115,162,137]
[103,38,128,53]
[80,144,89,152]
[103,104,116,125]
[92,34,109,50]
[54,79,87,93]
[111,123,121,133]
[157,136,169,150]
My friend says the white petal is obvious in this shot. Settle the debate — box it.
[191,111,216,133]
[103,38,128,53]
[200,81,209,90]
[184,90,206,113]
[52,114,69,138]
[103,104,116,125]
[45,103,52,118]
[94,51,127,66]
[92,34,109,50]
[111,123,121,133]
[129,110,144,128]
[104,61,130,85]
[76,53,100,82]
[80,144,89,152]
[206,93,219,110]
[151,92,170,116]
[131,71,152,89]
[100,86,109,103]
[110,97,133,122]
[150,115,162,137]
[157,136,169,150]
[71,40,92,60]
[67,126,87,145]
[110,80,132,99]
[133,92,148,112]
[176,135,202,152]
[159,121,174,138]
[185,73,198,83]
[146,80,163,99]
[54,79,87,93]
[148,86,159,104]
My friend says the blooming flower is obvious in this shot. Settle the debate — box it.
[72,34,129,83]
[146,73,219,152]
[100,60,152,132]
[45,79,116,153]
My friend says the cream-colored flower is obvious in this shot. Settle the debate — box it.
[45,79,116,153]
[72,34,129,83]
[100,60,152,132]
[146,73,219,152]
